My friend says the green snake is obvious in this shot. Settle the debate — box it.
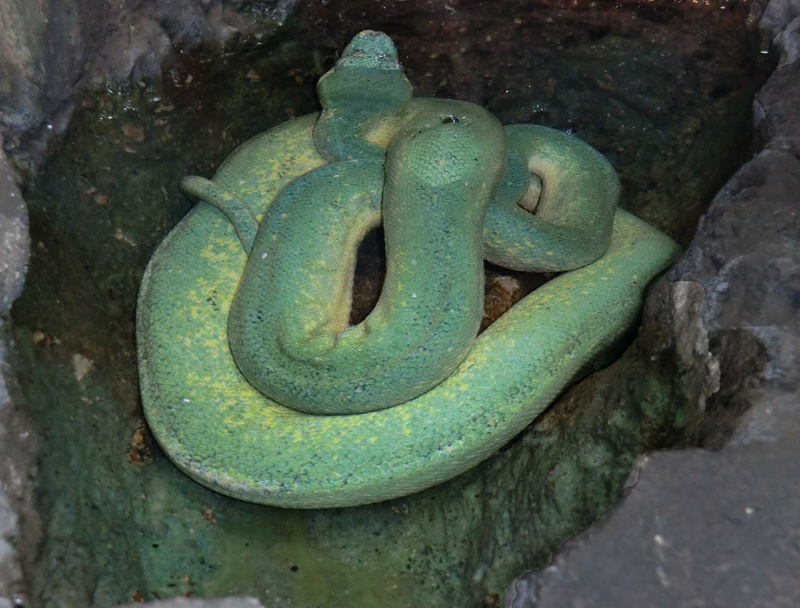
[137,31,680,508]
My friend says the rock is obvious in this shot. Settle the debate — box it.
[760,0,800,42]
[0,336,29,608]
[753,59,800,151]
[504,9,800,607]
[773,16,800,65]
[0,137,29,608]
[0,491,22,608]
[0,0,295,169]
[0,141,28,314]
[505,440,800,608]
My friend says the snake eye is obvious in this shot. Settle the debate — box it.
[442,115,459,123]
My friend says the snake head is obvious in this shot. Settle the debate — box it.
[314,31,413,162]
[333,30,405,72]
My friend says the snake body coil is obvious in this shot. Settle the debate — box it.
[137,31,680,508]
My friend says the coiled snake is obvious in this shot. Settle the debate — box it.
[137,31,680,508]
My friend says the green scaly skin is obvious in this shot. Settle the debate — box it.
[137,31,681,508]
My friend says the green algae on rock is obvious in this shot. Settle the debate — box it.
[136,30,680,508]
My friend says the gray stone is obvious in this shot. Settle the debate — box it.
[0,334,27,608]
[506,440,800,608]
[0,141,28,314]
[773,17,800,65]
[0,136,27,608]
[760,0,800,41]
[754,59,800,154]
[0,492,22,608]
[0,0,295,167]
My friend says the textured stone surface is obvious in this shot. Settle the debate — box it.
[0,142,28,314]
[0,132,29,608]
[760,0,800,41]
[0,493,21,608]
[753,58,800,151]
[0,0,294,169]
[505,441,800,608]
[774,16,800,64]
[0,4,293,608]
[504,9,800,607]
[0,333,30,608]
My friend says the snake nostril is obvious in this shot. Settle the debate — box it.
[442,115,459,123]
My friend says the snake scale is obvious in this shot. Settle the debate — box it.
[137,31,681,508]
